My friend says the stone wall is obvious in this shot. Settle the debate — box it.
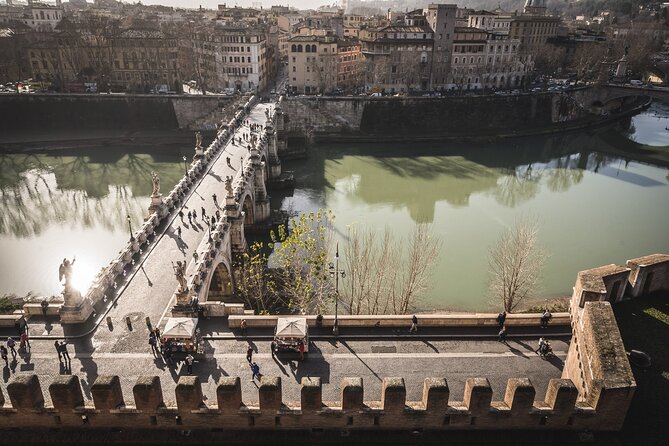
[283,88,650,143]
[0,94,234,132]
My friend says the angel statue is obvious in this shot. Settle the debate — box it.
[58,257,76,291]
[195,131,203,149]
[225,176,233,197]
[151,171,160,196]
[172,260,188,293]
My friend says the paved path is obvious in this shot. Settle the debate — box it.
[17,102,275,346]
[0,337,568,407]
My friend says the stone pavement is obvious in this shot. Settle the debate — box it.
[0,336,568,407]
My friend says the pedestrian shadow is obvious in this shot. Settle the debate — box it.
[209,171,223,182]
[422,341,439,353]
[247,340,258,353]
[545,353,564,370]
[506,342,531,359]
[139,266,153,287]
[272,355,289,376]
[338,340,381,381]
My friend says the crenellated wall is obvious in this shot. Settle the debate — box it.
[0,372,630,431]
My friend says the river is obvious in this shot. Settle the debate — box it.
[1,103,668,310]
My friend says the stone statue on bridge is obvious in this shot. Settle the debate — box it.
[172,260,188,293]
[195,131,202,149]
[225,176,233,197]
[151,172,160,197]
[58,257,76,291]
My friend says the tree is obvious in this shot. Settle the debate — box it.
[488,217,547,313]
[235,241,278,314]
[271,210,335,314]
[342,224,441,315]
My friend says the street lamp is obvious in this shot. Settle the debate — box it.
[126,214,135,242]
[182,155,188,176]
[328,242,345,336]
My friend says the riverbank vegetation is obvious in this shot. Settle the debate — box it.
[487,216,547,313]
[235,210,442,315]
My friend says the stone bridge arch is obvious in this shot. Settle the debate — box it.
[241,192,255,226]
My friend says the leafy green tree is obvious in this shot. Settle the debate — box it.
[271,209,335,314]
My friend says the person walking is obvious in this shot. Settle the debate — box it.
[176,226,182,239]
[540,309,552,329]
[201,207,206,221]
[212,194,218,206]
[409,315,418,333]
[250,362,260,381]
[40,299,49,316]
[496,311,507,328]
[192,251,199,263]
[178,210,184,221]
[1,345,8,367]
[20,331,30,351]
[149,333,158,355]
[6,337,17,359]
[210,216,216,226]
[246,346,253,363]
[192,209,197,220]
[54,340,62,362]
[535,337,546,355]
[298,341,305,361]
[59,341,70,363]
[226,157,231,166]
[498,325,508,343]
[187,211,192,224]
[185,353,194,375]
[270,341,276,358]
[240,319,248,337]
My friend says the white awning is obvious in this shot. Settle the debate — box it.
[275,317,307,338]
[162,317,198,339]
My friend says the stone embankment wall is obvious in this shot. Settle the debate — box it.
[283,88,649,143]
[0,93,235,132]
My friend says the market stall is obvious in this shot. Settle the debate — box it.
[273,317,309,355]
[161,317,200,357]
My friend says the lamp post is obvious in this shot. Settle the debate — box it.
[328,242,345,336]
[126,214,135,242]
[182,155,188,176]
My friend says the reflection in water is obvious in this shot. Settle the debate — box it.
[0,146,189,297]
[275,104,669,311]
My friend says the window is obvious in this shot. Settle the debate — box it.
[292,66,296,72]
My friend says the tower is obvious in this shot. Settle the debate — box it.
[523,0,547,16]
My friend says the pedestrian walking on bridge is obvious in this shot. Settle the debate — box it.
[1,345,8,367]
[250,362,260,381]
[192,209,197,220]
[409,315,418,333]
[185,353,194,375]
[498,325,508,343]
[246,346,253,363]
[496,311,507,328]
[187,211,192,224]
[6,337,16,359]
[201,207,206,221]
[176,226,182,239]
[212,194,218,206]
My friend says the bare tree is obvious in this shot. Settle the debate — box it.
[488,217,547,313]
[391,224,441,314]
[342,224,441,315]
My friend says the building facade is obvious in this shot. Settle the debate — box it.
[287,34,337,94]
